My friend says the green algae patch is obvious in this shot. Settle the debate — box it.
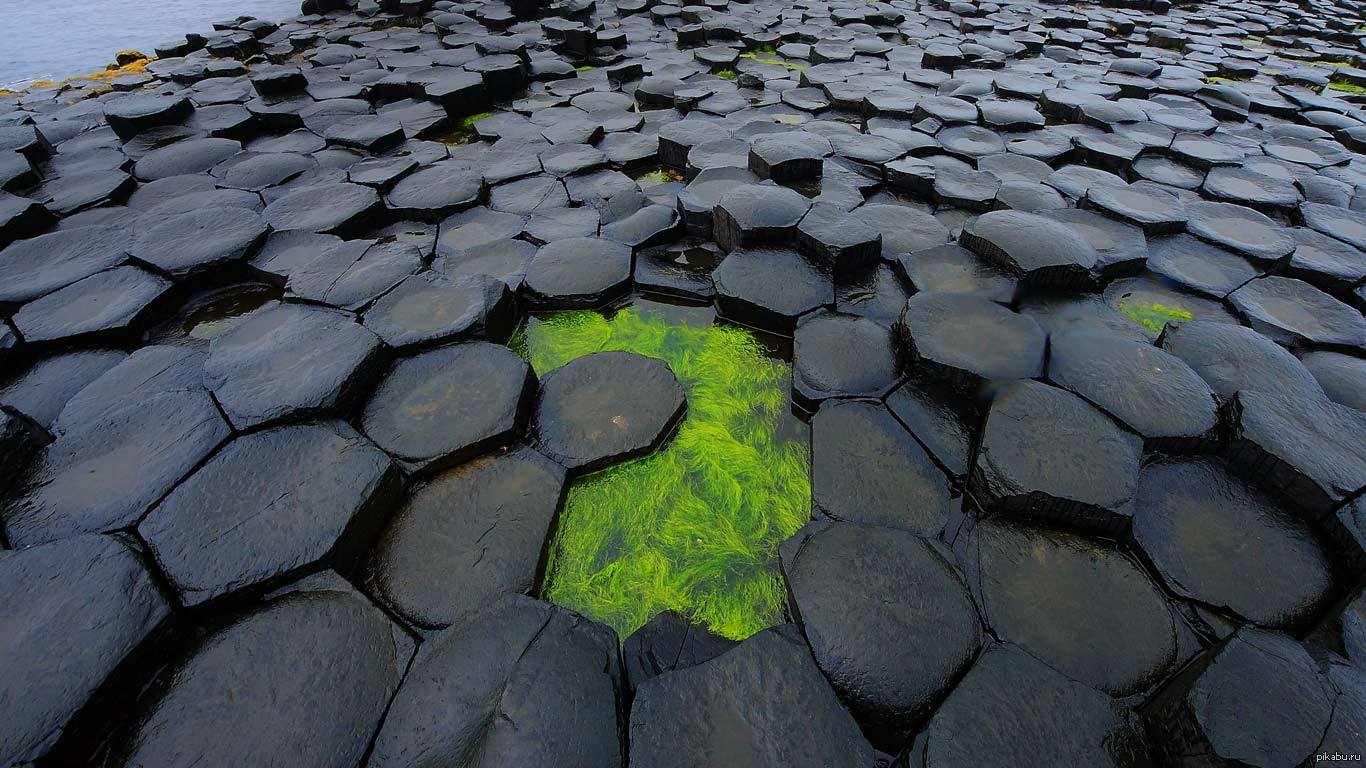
[1328,80,1366,95]
[715,69,738,80]
[1117,301,1194,333]
[513,308,810,641]
[634,166,685,187]
[434,111,494,145]
[739,52,807,71]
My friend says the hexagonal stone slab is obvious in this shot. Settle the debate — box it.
[917,644,1152,768]
[523,236,632,309]
[1047,331,1218,451]
[971,380,1142,536]
[713,247,832,334]
[1301,201,1366,252]
[959,210,1098,293]
[50,345,207,436]
[12,266,172,345]
[711,183,812,253]
[1157,320,1322,400]
[1227,389,1366,519]
[1145,628,1333,768]
[262,182,383,236]
[1229,276,1366,351]
[0,348,127,429]
[129,208,268,279]
[1147,234,1258,300]
[1,534,171,766]
[204,302,383,430]
[894,244,1018,305]
[362,343,533,474]
[896,292,1046,392]
[107,575,412,767]
[139,422,399,606]
[812,398,950,534]
[1040,208,1149,281]
[1133,458,1333,628]
[286,239,423,311]
[362,272,517,350]
[629,624,875,768]
[1301,351,1366,412]
[781,520,981,748]
[368,450,565,630]
[622,611,737,693]
[385,161,485,221]
[104,94,192,139]
[960,518,1179,696]
[0,224,130,304]
[1,390,229,547]
[534,351,686,475]
[792,311,901,409]
[370,595,623,768]
[1186,201,1295,262]
[747,132,831,182]
[795,203,882,273]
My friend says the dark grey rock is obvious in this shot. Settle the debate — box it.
[12,266,172,345]
[363,271,517,350]
[623,611,737,693]
[523,236,632,308]
[896,292,1045,392]
[1157,320,1322,400]
[1229,276,1366,350]
[793,311,901,409]
[129,208,269,279]
[713,247,832,334]
[959,210,1097,292]
[0,224,131,305]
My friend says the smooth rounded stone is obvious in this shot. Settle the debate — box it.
[623,610,737,692]
[0,534,171,765]
[368,449,564,630]
[846,204,951,257]
[129,207,268,279]
[436,206,526,257]
[385,161,485,221]
[896,292,1045,391]
[747,132,831,182]
[971,380,1142,536]
[1186,201,1294,262]
[792,312,901,409]
[203,302,383,430]
[249,230,342,282]
[523,236,631,309]
[894,244,1017,305]
[362,271,517,350]
[686,139,750,181]
[437,237,536,291]
[104,94,192,139]
[286,239,422,311]
[634,241,722,300]
[12,266,172,345]
[1301,202,1366,252]
[1301,351,1366,412]
[1158,321,1322,401]
[781,520,980,748]
[361,343,532,474]
[1146,234,1258,300]
[0,224,131,304]
[1287,227,1366,294]
[1133,458,1333,628]
[712,247,833,334]
[0,349,126,429]
[1,390,228,547]
[1039,208,1149,281]
[1201,167,1300,212]
[834,262,911,327]
[1083,183,1189,235]
[994,180,1069,213]
[1226,388,1366,519]
[370,594,623,768]
[711,183,812,253]
[131,138,240,181]
[107,576,412,768]
[541,143,606,178]
[323,115,404,153]
[959,210,1097,292]
[526,206,600,243]
[1045,165,1126,201]
[1132,156,1205,190]
[50,345,206,436]
[917,644,1151,768]
[884,380,974,479]
[1048,331,1218,451]
[630,623,874,768]
[1229,276,1366,351]
[262,182,383,236]
[534,351,686,475]
[960,518,1178,696]
[139,422,397,606]
[218,152,316,192]
[601,204,681,249]
[1146,628,1332,768]
[812,399,950,534]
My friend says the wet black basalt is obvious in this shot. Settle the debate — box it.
[623,610,737,692]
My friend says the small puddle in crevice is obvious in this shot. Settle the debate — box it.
[511,297,810,641]
[147,283,282,347]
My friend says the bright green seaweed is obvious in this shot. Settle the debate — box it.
[1116,301,1194,333]
[511,308,810,641]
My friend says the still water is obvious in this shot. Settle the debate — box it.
[0,0,303,89]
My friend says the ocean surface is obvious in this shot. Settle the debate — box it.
[1,0,303,89]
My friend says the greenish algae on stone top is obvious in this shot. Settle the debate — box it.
[1117,301,1194,334]
[511,307,810,641]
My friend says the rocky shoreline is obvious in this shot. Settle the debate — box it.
[3,0,1366,765]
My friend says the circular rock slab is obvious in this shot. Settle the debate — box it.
[533,351,686,475]
[896,292,1046,392]
[363,272,518,350]
[107,575,412,768]
[918,644,1152,768]
[811,399,950,535]
[781,520,982,749]
[792,311,901,409]
[629,624,875,768]
[959,210,1098,293]
[203,302,383,430]
[523,236,632,309]
[138,422,399,606]
[1,390,229,547]
[1,535,171,766]
[1047,331,1218,451]
[367,449,566,630]
[960,518,1178,696]
[1132,458,1334,628]
[369,594,624,768]
[971,380,1142,536]
[362,343,534,473]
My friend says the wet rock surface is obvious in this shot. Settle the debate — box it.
[3,0,1366,761]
